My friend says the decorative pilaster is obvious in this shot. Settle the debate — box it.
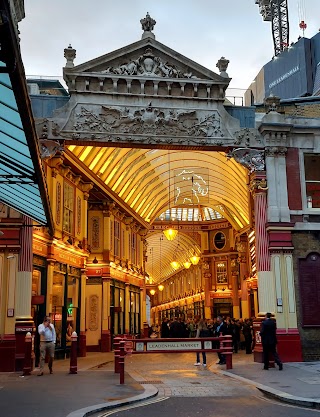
[202,260,211,319]
[125,282,130,333]
[46,260,55,315]
[78,269,87,357]
[265,146,289,222]
[237,239,250,318]
[15,216,33,321]
[230,255,240,318]
[250,174,275,314]
[101,274,111,351]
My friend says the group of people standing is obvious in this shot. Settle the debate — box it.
[160,316,255,355]
[159,314,283,370]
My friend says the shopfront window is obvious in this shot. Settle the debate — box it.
[305,154,320,208]
[52,262,80,351]
[110,281,125,336]
[129,286,140,335]
[52,265,66,348]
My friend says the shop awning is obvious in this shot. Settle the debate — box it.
[0,1,53,232]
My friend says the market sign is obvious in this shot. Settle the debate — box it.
[146,341,202,351]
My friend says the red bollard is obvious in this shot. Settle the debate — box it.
[114,337,121,374]
[69,331,78,374]
[119,341,125,385]
[22,332,32,376]
[222,335,233,370]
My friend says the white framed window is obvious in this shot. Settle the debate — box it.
[63,182,74,234]
[216,261,228,284]
[304,154,320,209]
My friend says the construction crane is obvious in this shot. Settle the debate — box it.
[255,0,289,56]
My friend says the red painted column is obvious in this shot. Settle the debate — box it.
[250,175,273,363]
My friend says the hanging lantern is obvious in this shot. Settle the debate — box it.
[149,289,156,296]
[158,284,164,291]
[190,254,201,265]
[170,260,180,270]
[163,227,178,241]
[183,261,192,269]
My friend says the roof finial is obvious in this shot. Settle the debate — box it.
[140,12,156,39]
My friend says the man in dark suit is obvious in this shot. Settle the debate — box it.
[260,312,283,371]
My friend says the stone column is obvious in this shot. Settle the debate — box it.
[78,268,87,357]
[101,273,111,351]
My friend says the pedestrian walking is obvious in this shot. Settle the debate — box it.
[38,316,56,376]
[260,312,283,371]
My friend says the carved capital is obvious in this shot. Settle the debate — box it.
[249,177,268,194]
[265,146,287,157]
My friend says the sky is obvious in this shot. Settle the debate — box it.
[19,0,319,91]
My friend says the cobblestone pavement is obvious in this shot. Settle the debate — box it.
[114,352,256,398]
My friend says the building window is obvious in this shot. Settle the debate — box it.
[131,232,137,264]
[305,154,320,208]
[63,182,74,234]
[216,261,228,284]
[114,220,121,257]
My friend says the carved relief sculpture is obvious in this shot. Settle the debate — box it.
[77,196,81,235]
[56,182,61,225]
[100,48,198,79]
[88,295,99,331]
[73,104,222,140]
[91,217,100,249]
[227,148,265,173]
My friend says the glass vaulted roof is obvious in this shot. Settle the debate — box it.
[68,146,250,230]
[0,62,49,225]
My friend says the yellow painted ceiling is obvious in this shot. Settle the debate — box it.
[68,145,250,283]
[68,146,250,229]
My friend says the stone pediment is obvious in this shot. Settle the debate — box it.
[63,37,229,84]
